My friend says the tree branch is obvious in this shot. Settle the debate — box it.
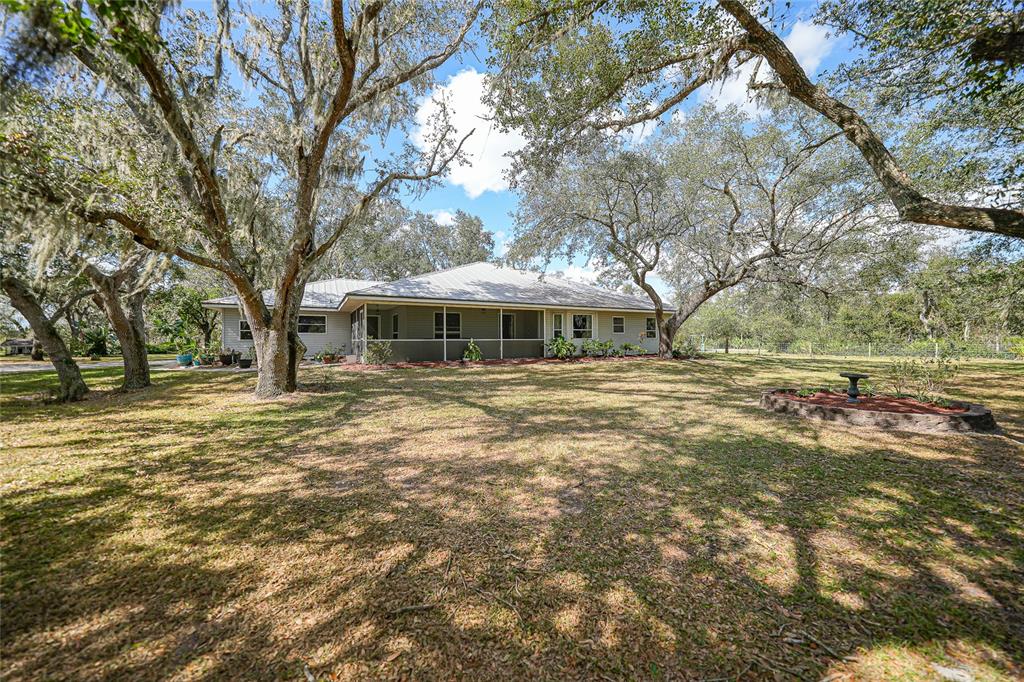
[717,0,1024,239]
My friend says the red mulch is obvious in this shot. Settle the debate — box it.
[782,391,967,415]
[320,354,680,371]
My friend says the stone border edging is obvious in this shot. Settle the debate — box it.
[759,388,998,434]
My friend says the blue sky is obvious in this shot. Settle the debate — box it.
[398,4,854,286]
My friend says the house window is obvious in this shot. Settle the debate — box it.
[572,314,593,339]
[612,316,625,334]
[239,320,253,340]
[645,318,657,338]
[434,312,461,339]
[392,313,399,339]
[298,315,327,334]
[552,313,563,338]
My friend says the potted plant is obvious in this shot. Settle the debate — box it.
[238,346,255,369]
[199,350,216,365]
[219,347,236,366]
[175,339,194,367]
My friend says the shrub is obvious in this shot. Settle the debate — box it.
[463,339,483,361]
[365,340,393,365]
[581,338,613,357]
[883,356,960,402]
[884,359,920,396]
[547,336,575,360]
[620,342,643,356]
[673,338,701,359]
[1009,336,1024,359]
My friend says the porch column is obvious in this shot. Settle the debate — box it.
[362,303,368,361]
[499,307,503,360]
[443,304,447,361]
[541,309,546,357]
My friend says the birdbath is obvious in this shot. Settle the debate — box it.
[839,372,870,403]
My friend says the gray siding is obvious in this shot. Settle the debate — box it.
[219,307,352,357]
[544,309,660,355]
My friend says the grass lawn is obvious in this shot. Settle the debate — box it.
[2,355,1022,680]
[0,353,176,365]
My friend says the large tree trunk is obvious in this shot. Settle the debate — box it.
[253,326,292,398]
[284,300,306,392]
[656,309,674,358]
[241,285,302,398]
[89,283,151,390]
[2,276,89,402]
[122,290,151,388]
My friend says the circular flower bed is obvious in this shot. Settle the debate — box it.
[760,388,998,434]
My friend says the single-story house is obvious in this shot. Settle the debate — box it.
[202,262,667,362]
[2,338,34,356]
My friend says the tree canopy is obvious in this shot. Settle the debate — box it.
[2,0,483,396]
[486,0,1024,238]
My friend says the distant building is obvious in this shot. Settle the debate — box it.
[2,338,34,356]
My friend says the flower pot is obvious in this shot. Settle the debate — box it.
[322,354,336,364]
[238,358,253,369]
[219,353,234,366]
[193,358,201,366]
[176,353,193,367]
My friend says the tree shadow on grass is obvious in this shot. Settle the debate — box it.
[2,357,1022,680]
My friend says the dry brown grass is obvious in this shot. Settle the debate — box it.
[2,355,1022,681]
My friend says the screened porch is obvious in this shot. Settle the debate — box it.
[350,303,545,362]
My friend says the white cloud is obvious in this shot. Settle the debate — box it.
[557,264,599,284]
[429,209,456,226]
[413,69,526,199]
[785,21,833,76]
[700,20,835,112]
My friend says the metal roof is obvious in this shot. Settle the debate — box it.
[203,277,384,310]
[349,262,663,311]
[203,263,664,312]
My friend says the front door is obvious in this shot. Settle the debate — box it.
[366,315,380,340]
